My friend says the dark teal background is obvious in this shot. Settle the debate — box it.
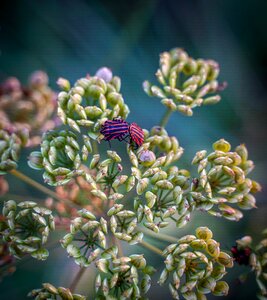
[1,0,267,299]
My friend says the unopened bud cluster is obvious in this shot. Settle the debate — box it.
[0,126,28,173]
[191,139,261,221]
[28,283,86,300]
[108,203,143,244]
[143,48,225,116]
[95,253,154,299]
[0,71,57,147]
[28,130,85,186]
[2,200,55,260]
[57,68,129,135]
[61,209,107,267]
[160,227,233,299]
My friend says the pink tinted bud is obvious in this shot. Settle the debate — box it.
[138,150,156,167]
[95,67,113,83]
[117,164,123,172]
[57,77,70,91]
[1,77,21,93]
[29,71,48,87]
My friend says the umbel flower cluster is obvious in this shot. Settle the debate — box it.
[0,71,58,176]
[0,48,265,299]
[159,227,233,299]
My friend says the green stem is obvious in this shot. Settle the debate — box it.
[159,108,172,128]
[112,234,124,257]
[105,185,112,211]
[9,169,80,209]
[138,227,177,243]
[70,267,87,292]
[139,240,163,256]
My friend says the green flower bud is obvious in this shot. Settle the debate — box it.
[206,239,220,258]
[197,277,216,294]
[128,149,139,167]
[96,258,109,273]
[145,191,157,208]
[107,150,121,163]
[212,139,231,152]
[196,227,213,241]
[136,178,149,195]
[203,95,221,105]
[161,98,177,111]
[130,254,146,269]
[217,252,233,268]
[156,179,174,190]
[212,281,229,296]
[126,175,136,192]
[158,268,169,285]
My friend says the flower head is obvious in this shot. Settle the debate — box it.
[95,254,154,299]
[191,139,261,221]
[160,227,233,299]
[0,71,57,146]
[57,70,129,138]
[28,283,86,300]
[2,200,55,260]
[143,48,225,116]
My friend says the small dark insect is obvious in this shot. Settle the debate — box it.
[129,122,144,148]
[100,118,129,145]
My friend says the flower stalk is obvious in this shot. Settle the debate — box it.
[70,267,87,292]
[139,240,163,256]
[159,108,172,128]
[9,169,80,209]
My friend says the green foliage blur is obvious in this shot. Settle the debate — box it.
[0,0,267,299]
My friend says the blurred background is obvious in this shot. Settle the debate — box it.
[0,0,267,299]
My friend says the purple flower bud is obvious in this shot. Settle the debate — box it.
[95,67,113,83]
[29,71,48,87]
[138,150,156,167]
[1,77,21,93]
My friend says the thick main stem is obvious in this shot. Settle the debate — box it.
[159,108,172,128]
[9,169,79,209]
[70,267,86,292]
[139,240,163,256]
